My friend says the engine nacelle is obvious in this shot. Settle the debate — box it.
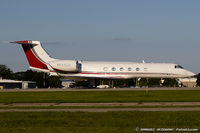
[49,60,80,73]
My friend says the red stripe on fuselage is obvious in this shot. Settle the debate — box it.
[80,72,140,75]
[22,44,48,70]
[79,72,174,75]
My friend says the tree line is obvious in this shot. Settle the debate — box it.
[0,65,61,88]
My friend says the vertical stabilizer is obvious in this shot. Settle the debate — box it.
[10,40,56,72]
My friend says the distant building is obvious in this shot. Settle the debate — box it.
[61,79,75,88]
[178,78,197,87]
[0,78,36,89]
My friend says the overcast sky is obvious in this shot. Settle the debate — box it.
[0,0,200,73]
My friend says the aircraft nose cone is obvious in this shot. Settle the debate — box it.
[186,71,195,77]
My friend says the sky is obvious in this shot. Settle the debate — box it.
[0,0,200,73]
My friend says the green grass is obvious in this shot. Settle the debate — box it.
[0,90,200,103]
[0,111,199,133]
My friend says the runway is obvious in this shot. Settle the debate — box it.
[0,102,200,112]
[1,107,200,112]
[1,102,200,107]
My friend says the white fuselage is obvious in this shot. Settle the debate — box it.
[53,60,195,79]
[11,40,195,80]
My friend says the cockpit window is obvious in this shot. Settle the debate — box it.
[175,65,183,69]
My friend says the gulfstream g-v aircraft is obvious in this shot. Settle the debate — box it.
[10,40,195,80]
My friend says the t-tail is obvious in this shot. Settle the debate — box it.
[10,40,59,76]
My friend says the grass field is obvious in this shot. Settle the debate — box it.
[0,90,200,103]
[0,111,199,133]
[0,90,200,133]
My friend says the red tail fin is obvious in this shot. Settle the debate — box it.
[10,40,51,72]
[21,44,48,70]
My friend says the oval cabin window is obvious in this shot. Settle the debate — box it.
[103,67,108,71]
[120,67,124,71]
[136,68,140,71]
[112,67,116,71]
[128,67,132,71]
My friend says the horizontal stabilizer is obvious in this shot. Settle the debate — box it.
[10,40,40,45]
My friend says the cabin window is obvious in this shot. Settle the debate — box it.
[119,67,124,71]
[112,67,116,71]
[175,65,183,69]
[128,67,132,71]
[136,67,140,71]
[103,67,108,71]
[144,68,148,71]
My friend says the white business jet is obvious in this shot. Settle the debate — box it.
[10,40,195,80]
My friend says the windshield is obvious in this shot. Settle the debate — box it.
[175,65,183,69]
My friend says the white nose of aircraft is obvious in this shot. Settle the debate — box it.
[185,70,195,77]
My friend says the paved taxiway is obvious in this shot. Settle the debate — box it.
[1,102,200,107]
[1,108,200,112]
[1,102,200,112]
